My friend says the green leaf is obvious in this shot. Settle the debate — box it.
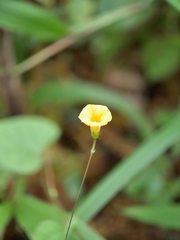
[73,0,153,34]
[142,37,180,82]
[66,0,95,29]
[15,195,65,233]
[0,201,13,234]
[97,0,155,31]
[124,162,166,202]
[166,0,180,12]
[97,0,136,13]
[32,220,65,240]
[76,220,106,240]
[15,195,106,239]
[155,178,180,203]
[29,81,152,138]
[0,116,60,174]
[0,0,67,40]
[123,205,180,230]
[76,111,180,221]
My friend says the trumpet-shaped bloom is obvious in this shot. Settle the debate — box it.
[78,104,112,139]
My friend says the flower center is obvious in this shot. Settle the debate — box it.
[90,114,102,123]
[91,118,100,123]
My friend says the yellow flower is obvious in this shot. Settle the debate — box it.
[78,104,112,139]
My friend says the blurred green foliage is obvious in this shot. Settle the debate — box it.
[1,0,180,239]
[142,36,180,82]
[0,116,60,174]
[0,1,67,40]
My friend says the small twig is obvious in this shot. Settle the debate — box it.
[64,139,97,240]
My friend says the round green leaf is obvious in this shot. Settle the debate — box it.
[0,116,61,174]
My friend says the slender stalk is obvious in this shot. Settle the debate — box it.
[64,139,97,240]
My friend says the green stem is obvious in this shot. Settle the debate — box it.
[64,139,97,240]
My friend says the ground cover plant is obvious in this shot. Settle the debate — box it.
[1,0,180,239]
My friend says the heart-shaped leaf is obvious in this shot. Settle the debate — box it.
[0,116,61,174]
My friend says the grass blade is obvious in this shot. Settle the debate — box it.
[76,111,180,221]
[123,205,180,230]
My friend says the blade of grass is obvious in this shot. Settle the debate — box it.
[0,1,67,40]
[123,205,180,230]
[76,111,180,221]
[76,220,107,240]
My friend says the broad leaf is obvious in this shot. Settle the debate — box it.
[15,195,65,233]
[0,116,60,174]
[32,220,64,240]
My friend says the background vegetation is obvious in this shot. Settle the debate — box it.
[1,0,180,239]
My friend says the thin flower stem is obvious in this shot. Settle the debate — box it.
[64,139,97,240]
